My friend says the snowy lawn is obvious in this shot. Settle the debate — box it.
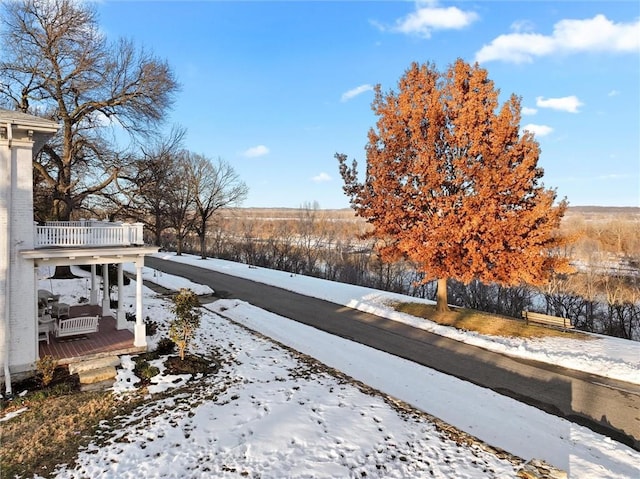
[57,306,523,479]
[16,259,639,478]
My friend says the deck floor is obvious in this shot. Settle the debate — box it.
[39,305,145,364]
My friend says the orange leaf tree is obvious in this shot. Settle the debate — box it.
[337,59,570,312]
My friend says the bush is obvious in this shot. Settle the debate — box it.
[145,316,159,336]
[155,337,176,355]
[169,289,202,360]
[133,360,160,382]
[35,355,57,387]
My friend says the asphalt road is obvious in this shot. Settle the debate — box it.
[145,256,640,450]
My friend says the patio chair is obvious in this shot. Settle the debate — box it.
[38,314,56,344]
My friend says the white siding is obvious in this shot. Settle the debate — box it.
[6,137,38,374]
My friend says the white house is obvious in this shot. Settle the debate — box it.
[0,109,157,395]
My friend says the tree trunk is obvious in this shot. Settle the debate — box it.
[153,212,163,247]
[436,277,450,312]
[199,233,207,260]
[53,198,75,278]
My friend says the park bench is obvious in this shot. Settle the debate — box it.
[54,315,99,338]
[522,310,574,330]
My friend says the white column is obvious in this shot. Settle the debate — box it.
[116,263,126,330]
[134,260,146,347]
[101,263,110,317]
[90,264,98,305]
[34,267,40,359]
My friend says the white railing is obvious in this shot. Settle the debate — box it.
[35,221,145,248]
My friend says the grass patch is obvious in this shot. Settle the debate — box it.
[0,346,219,478]
[0,388,145,478]
[393,303,589,339]
[1,349,221,477]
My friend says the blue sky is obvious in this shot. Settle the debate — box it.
[97,1,640,209]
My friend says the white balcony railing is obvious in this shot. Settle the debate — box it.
[35,220,145,248]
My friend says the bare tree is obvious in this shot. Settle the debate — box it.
[207,216,232,258]
[186,154,248,259]
[0,0,179,221]
[165,152,195,256]
[120,126,186,246]
[296,201,326,275]
[266,219,296,271]
[239,219,258,266]
[600,272,637,339]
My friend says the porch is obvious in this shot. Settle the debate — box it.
[22,243,159,355]
[38,304,145,365]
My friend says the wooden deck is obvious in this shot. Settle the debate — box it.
[39,305,146,365]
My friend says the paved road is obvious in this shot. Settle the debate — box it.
[145,256,640,450]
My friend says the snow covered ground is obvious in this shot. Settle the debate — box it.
[23,256,640,478]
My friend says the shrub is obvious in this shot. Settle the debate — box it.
[133,360,160,382]
[145,316,159,336]
[35,355,57,387]
[155,337,176,355]
[169,289,202,360]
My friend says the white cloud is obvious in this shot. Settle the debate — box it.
[598,173,629,180]
[608,89,620,97]
[374,1,478,38]
[536,95,583,113]
[341,84,373,102]
[475,14,640,63]
[522,124,553,137]
[510,19,536,33]
[553,15,639,52]
[312,172,332,183]
[243,145,270,158]
[476,33,556,63]
[521,107,538,116]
